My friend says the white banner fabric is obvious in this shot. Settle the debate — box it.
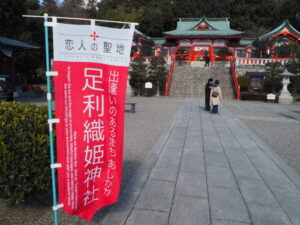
[53,23,134,66]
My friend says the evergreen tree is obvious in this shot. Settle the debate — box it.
[129,57,148,96]
[286,61,300,101]
[0,0,27,39]
[41,0,59,15]
[94,0,300,37]
[148,56,168,95]
[59,0,88,18]
[264,62,284,93]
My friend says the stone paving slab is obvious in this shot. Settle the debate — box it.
[176,171,207,198]
[102,99,300,225]
[207,166,238,189]
[212,220,251,225]
[247,204,292,225]
[230,162,261,180]
[209,187,251,223]
[169,196,210,225]
[125,209,168,225]
[205,151,231,168]
[134,175,175,212]
[159,146,182,163]
[180,155,205,172]
[236,178,279,207]
[258,168,300,195]
[275,192,300,225]
[149,160,179,182]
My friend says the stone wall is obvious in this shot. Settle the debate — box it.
[235,65,266,77]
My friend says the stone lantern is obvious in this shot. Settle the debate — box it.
[126,75,134,97]
[278,69,295,104]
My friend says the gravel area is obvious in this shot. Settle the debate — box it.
[1,97,182,225]
[224,100,300,174]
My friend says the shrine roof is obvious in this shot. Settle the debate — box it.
[0,37,39,50]
[164,17,244,37]
[134,29,151,40]
[259,20,300,39]
[239,38,256,46]
[151,37,166,45]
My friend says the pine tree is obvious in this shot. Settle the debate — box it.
[129,57,148,96]
[148,56,168,95]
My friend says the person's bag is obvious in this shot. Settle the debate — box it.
[212,88,219,98]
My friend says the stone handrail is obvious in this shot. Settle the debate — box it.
[230,60,241,100]
[165,57,175,96]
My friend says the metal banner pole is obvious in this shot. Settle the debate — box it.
[24,14,138,26]
[44,13,59,225]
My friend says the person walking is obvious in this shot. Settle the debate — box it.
[205,78,214,111]
[210,80,222,114]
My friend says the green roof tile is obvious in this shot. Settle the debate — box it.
[151,37,165,45]
[134,29,151,39]
[239,38,256,46]
[0,37,39,50]
[259,20,300,39]
[164,17,244,37]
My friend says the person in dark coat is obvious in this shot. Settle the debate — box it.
[205,78,213,111]
[205,55,210,67]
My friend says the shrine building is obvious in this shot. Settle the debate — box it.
[133,17,300,66]
[259,19,300,58]
[163,17,244,65]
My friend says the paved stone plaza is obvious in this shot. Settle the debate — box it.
[102,99,300,225]
[14,98,300,225]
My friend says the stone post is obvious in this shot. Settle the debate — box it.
[126,75,134,97]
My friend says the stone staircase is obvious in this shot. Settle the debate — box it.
[169,66,236,99]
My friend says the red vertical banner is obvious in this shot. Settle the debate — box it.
[53,22,134,221]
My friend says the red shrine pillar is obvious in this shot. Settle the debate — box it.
[246,47,252,58]
[190,44,194,65]
[155,47,161,56]
[209,45,214,67]
[271,45,275,58]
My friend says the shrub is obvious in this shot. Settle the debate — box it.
[263,77,282,93]
[141,83,157,97]
[238,75,250,92]
[0,102,51,204]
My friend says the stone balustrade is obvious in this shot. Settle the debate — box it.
[236,57,291,66]
[130,56,172,64]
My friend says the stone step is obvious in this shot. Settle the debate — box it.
[169,66,236,99]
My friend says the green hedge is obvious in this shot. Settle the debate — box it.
[237,75,250,92]
[0,102,51,204]
[263,77,282,93]
[141,84,158,97]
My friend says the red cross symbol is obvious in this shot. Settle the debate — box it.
[90,32,100,41]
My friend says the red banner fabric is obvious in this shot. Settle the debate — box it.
[54,61,128,221]
[53,22,134,221]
